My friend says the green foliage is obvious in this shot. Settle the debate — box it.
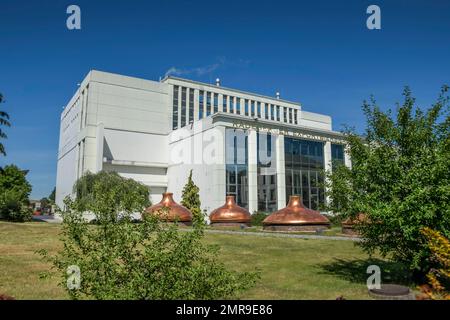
[251,212,269,226]
[0,93,11,157]
[72,171,150,214]
[0,164,32,221]
[324,86,450,276]
[41,170,258,299]
[181,170,203,224]
[48,187,56,203]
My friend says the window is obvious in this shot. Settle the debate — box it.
[294,109,298,125]
[223,95,228,112]
[276,106,280,121]
[289,108,293,123]
[199,90,204,119]
[265,103,269,119]
[236,98,241,115]
[172,86,179,130]
[283,107,287,122]
[331,143,345,170]
[251,101,255,117]
[206,92,211,116]
[257,102,261,118]
[213,93,218,114]
[285,137,325,210]
[230,96,234,113]
[226,129,248,208]
[189,88,194,123]
[181,87,187,127]
[270,104,275,120]
[244,99,249,116]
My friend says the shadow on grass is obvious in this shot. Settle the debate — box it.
[318,258,413,286]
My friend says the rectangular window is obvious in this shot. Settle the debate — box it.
[199,90,204,119]
[331,144,345,170]
[294,109,298,124]
[213,93,218,114]
[206,92,211,116]
[226,129,249,208]
[265,103,269,119]
[257,102,261,118]
[285,137,325,210]
[283,107,287,122]
[223,95,228,112]
[230,96,234,113]
[181,87,187,127]
[251,101,255,117]
[172,86,179,130]
[189,88,194,123]
[270,104,275,120]
[244,99,249,116]
[289,108,293,123]
[276,106,280,121]
[236,98,241,115]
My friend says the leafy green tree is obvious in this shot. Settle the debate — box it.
[325,86,450,279]
[0,164,32,221]
[181,170,203,224]
[48,187,56,203]
[0,93,11,157]
[40,171,258,299]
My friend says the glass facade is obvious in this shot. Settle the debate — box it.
[189,88,194,124]
[223,95,228,112]
[172,86,179,130]
[257,132,277,212]
[181,87,187,127]
[285,137,325,210]
[199,90,204,119]
[331,143,345,170]
[225,128,248,208]
[206,92,211,117]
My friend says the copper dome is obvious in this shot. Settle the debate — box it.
[263,195,330,231]
[143,192,192,225]
[209,196,251,227]
[341,213,366,235]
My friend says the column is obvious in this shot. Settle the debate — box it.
[248,130,258,214]
[344,144,352,169]
[275,134,286,209]
[323,141,332,206]
[95,122,104,173]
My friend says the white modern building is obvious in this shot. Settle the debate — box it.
[56,70,350,214]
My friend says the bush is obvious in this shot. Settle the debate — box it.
[251,212,269,226]
[417,228,450,300]
[0,164,32,221]
[40,171,258,300]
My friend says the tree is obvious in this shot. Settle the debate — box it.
[325,86,450,279]
[0,93,11,157]
[0,164,32,221]
[181,170,203,224]
[48,187,56,203]
[40,171,258,299]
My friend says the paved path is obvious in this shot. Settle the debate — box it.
[201,228,362,241]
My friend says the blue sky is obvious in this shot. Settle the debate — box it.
[0,0,449,199]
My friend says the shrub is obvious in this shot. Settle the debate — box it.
[251,212,269,226]
[40,171,258,300]
[0,164,32,221]
[417,228,450,300]
[181,170,204,224]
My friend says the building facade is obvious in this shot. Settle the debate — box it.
[56,70,350,214]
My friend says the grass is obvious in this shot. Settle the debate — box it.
[0,221,412,300]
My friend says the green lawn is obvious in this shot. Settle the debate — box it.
[0,221,412,300]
